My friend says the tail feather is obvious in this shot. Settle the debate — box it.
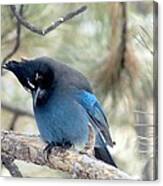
[94,132,117,168]
[94,146,117,168]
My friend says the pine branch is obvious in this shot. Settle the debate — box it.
[1,130,136,179]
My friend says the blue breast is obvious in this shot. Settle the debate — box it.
[33,90,89,145]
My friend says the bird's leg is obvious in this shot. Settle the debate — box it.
[80,123,96,156]
[43,142,57,161]
[43,142,54,154]
[62,141,73,149]
[56,140,73,153]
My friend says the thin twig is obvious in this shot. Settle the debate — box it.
[1,101,33,118]
[136,32,153,55]
[139,25,152,41]
[134,110,153,115]
[10,114,19,130]
[10,5,87,36]
[135,124,154,127]
[2,154,23,177]
[1,5,87,74]
[1,5,24,75]
[119,2,127,69]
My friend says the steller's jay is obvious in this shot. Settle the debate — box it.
[3,57,117,167]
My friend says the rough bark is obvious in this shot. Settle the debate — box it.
[2,154,23,177]
[1,130,135,179]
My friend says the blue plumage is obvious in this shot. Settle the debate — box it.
[34,90,89,146]
[3,57,117,167]
[73,90,114,146]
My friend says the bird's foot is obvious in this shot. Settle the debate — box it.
[59,141,73,150]
[43,142,57,161]
[43,141,73,161]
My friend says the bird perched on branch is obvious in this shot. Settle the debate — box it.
[3,57,117,167]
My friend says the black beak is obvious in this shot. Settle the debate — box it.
[2,63,9,70]
[2,60,36,92]
[2,61,20,72]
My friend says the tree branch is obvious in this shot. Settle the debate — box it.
[1,5,24,72]
[1,130,136,179]
[2,101,33,131]
[9,114,19,131]
[1,5,87,75]
[2,154,23,177]
[1,101,33,118]
[10,5,87,36]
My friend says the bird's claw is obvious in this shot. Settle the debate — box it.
[43,142,56,161]
[43,141,73,161]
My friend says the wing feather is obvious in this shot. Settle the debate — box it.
[75,90,114,147]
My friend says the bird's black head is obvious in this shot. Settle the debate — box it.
[3,56,92,107]
[3,57,55,106]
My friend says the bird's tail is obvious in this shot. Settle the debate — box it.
[95,134,117,168]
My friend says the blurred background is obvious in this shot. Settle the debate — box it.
[1,2,157,180]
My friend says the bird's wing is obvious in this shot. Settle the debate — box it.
[74,90,114,147]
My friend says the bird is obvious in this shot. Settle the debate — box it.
[3,56,117,167]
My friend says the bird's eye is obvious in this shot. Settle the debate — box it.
[35,72,43,82]
[33,68,54,90]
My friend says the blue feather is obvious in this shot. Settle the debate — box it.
[73,90,114,147]
[33,90,89,146]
